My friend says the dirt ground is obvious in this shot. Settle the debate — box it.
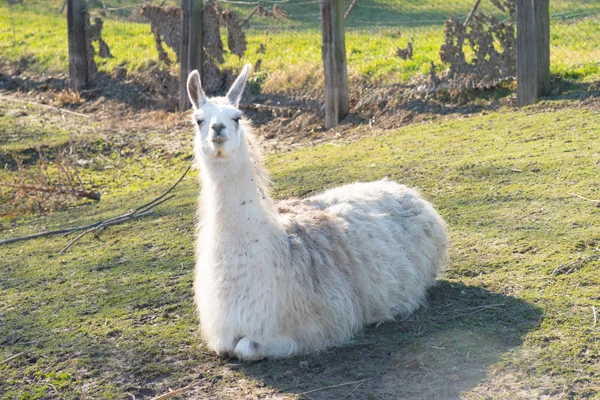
[2,60,599,157]
[181,280,542,400]
[0,61,508,156]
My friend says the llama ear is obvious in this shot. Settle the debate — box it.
[226,64,252,107]
[187,70,207,109]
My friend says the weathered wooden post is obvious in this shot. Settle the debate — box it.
[67,0,89,90]
[535,0,550,96]
[516,0,550,106]
[179,0,203,111]
[189,0,203,75]
[179,0,191,111]
[320,0,349,129]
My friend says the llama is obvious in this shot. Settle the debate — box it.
[189,65,447,360]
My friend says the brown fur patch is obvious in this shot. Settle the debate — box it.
[276,199,315,215]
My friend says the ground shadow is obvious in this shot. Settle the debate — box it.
[0,69,180,112]
[235,280,542,399]
[0,63,325,127]
[545,78,600,102]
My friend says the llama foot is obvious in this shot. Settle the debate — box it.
[232,337,263,361]
[215,337,243,359]
[217,349,231,359]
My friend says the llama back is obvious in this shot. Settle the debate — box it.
[307,180,448,323]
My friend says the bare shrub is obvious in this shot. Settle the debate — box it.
[396,42,413,60]
[221,10,247,59]
[82,8,98,83]
[140,3,226,93]
[54,89,83,107]
[202,2,226,94]
[439,0,516,88]
[89,17,113,58]
[140,5,181,62]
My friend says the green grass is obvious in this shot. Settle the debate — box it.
[1,6,69,73]
[0,108,69,152]
[551,18,600,80]
[1,0,599,92]
[1,100,600,398]
[0,5,164,74]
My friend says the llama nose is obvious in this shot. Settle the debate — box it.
[212,123,226,136]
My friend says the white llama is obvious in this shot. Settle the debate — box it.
[189,65,447,360]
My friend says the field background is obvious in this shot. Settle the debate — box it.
[1,1,600,399]
[1,0,599,92]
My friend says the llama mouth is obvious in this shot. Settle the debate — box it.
[211,137,228,144]
[214,149,226,158]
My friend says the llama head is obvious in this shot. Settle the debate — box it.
[187,64,252,161]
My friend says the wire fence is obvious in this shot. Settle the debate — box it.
[150,0,599,91]
[212,0,513,91]
[3,0,600,96]
[550,0,600,78]
[342,0,515,88]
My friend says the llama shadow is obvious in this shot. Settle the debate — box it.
[235,280,542,400]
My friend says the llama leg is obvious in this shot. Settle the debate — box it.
[233,336,296,360]
[233,337,262,360]
[210,335,243,359]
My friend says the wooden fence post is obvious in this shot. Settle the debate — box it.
[535,0,550,96]
[516,0,550,106]
[179,0,191,111]
[320,0,349,129]
[67,0,89,91]
[189,0,203,76]
[179,0,203,111]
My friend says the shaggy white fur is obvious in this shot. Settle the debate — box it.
[189,65,448,360]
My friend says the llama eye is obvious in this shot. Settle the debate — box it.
[196,118,204,126]
[232,116,241,123]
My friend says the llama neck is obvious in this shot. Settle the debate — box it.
[198,145,278,239]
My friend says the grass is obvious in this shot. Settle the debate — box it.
[1,0,599,397]
[1,0,599,92]
[0,107,70,152]
[0,5,165,74]
[1,98,600,398]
